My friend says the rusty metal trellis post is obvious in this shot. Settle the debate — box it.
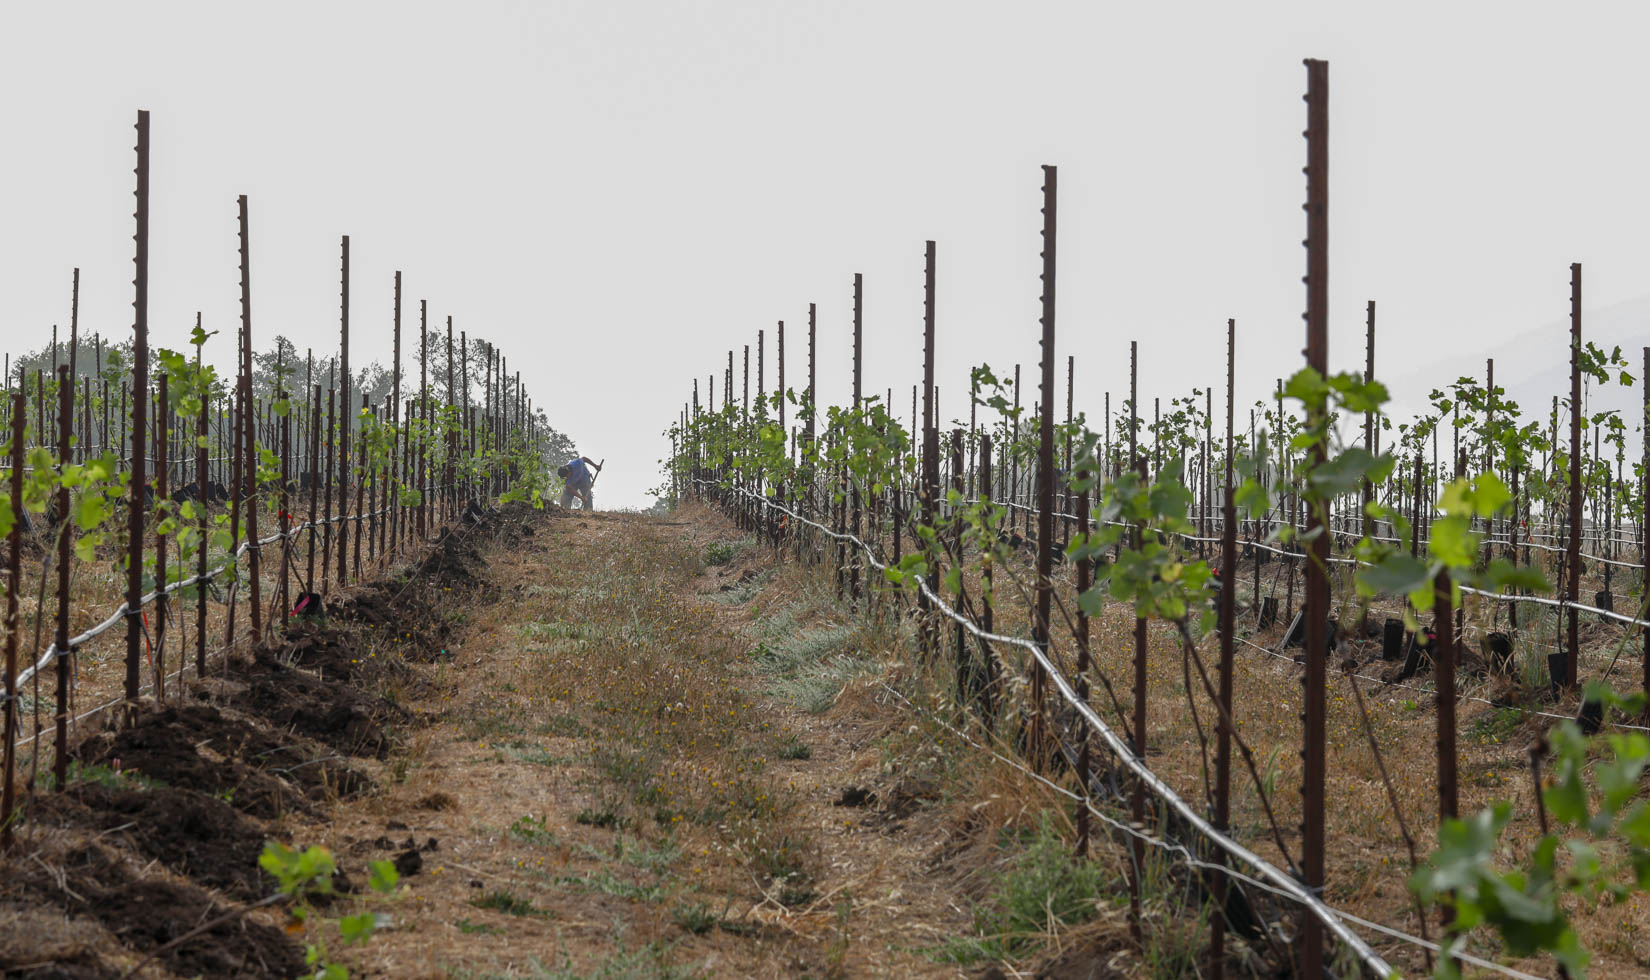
[355,390,367,575]
[154,372,168,698]
[1128,338,1145,943]
[125,109,151,705]
[1363,301,1376,543]
[321,380,335,594]
[1300,57,1330,980]
[1032,166,1056,774]
[54,366,73,786]
[196,324,209,678]
[1567,263,1582,689]
[226,345,246,647]
[921,243,939,657]
[239,195,262,644]
[418,302,428,539]
[851,273,863,603]
[338,236,351,585]
[1210,318,1238,980]
[279,385,291,627]
[391,272,402,555]
[806,304,816,539]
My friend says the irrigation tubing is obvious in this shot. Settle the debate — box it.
[697,480,1395,978]
[877,679,1548,980]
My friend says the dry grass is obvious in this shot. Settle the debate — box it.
[273,499,1227,979]
[295,505,962,977]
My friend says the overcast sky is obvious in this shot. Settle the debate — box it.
[4,2,1650,507]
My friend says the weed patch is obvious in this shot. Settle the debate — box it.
[509,814,560,847]
[469,889,552,918]
[704,539,751,567]
[556,869,667,903]
[926,816,1116,964]
[1468,706,1523,745]
[537,713,591,739]
[576,806,629,830]
[672,900,716,934]
[775,733,811,760]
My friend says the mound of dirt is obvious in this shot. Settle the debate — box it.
[412,524,491,591]
[331,582,462,661]
[30,781,270,900]
[4,842,303,980]
[75,703,367,819]
[229,645,401,758]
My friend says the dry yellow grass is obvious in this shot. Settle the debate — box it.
[302,504,998,978]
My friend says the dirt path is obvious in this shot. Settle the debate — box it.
[315,504,977,979]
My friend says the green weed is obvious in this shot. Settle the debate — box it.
[470,889,552,918]
[557,869,666,903]
[538,713,591,739]
[1468,707,1522,745]
[510,814,560,847]
[576,806,629,830]
[925,815,1115,964]
[704,539,748,567]
[37,760,165,792]
[775,735,811,760]
[672,901,716,935]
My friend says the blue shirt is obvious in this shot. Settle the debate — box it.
[566,458,591,490]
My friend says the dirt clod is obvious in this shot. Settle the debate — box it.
[833,786,876,808]
[415,791,456,810]
[393,848,424,877]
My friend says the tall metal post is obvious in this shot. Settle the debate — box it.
[1300,58,1331,980]
[1363,300,1376,542]
[196,325,209,677]
[68,269,79,459]
[1032,167,1057,772]
[240,195,261,643]
[391,272,402,552]
[1567,263,1583,688]
[1210,318,1238,980]
[921,243,938,655]
[851,273,863,601]
[418,301,428,538]
[1128,339,1145,943]
[124,110,151,703]
[154,372,168,695]
[54,367,72,785]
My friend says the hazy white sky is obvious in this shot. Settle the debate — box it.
[4,1,1650,506]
